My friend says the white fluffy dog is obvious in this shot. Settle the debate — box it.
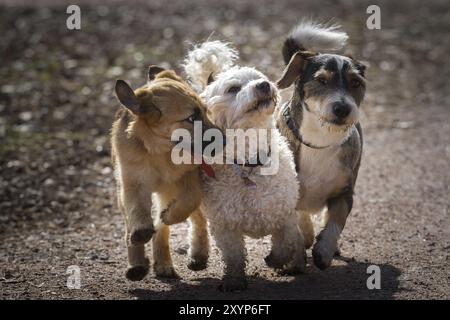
[184,41,306,291]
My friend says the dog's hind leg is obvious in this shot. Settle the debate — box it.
[312,191,353,270]
[187,208,209,271]
[298,210,315,249]
[152,223,179,278]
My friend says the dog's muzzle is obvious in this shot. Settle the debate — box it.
[251,81,276,111]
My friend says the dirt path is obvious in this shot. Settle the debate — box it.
[0,0,449,299]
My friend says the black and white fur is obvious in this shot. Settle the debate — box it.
[275,21,366,270]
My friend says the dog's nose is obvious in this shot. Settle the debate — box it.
[332,102,351,119]
[256,81,270,94]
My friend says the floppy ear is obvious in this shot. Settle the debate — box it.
[345,54,367,77]
[354,60,367,77]
[148,65,166,82]
[277,51,317,89]
[115,80,142,114]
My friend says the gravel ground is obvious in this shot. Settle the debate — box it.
[0,0,449,299]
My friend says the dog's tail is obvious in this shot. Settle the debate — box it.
[183,40,238,92]
[282,20,348,64]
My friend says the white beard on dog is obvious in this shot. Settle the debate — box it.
[299,108,353,148]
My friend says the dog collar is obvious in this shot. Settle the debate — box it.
[200,158,215,178]
[231,164,258,189]
[282,105,332,150]
[231,149,271,168]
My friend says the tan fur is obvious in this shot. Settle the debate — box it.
[111,69,214,280]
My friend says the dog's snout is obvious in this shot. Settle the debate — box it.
[332,102,351,119]
[256,81,270,94]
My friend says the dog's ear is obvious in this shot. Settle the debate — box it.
[345,55,367,78]
[150,69,184,83]
[115,80,141,114]
[115,80,161,120]
[148,65,166,82]
[277,51,316,89]
[354,60,367,77]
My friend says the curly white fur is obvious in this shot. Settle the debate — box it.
[185,41,305,291]
[183,41,238,92]
[290,20,348,51]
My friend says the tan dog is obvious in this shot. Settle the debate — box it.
[111,66,215,280]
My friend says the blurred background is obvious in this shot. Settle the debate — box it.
[0,0,449,299]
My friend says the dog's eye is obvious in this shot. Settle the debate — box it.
[185,114,196,123]
[316,77,328,85]
[227,86,241,94]
[351,79,361,88]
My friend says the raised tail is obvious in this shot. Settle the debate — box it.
[183,40,238,92]
[282,20,348,64]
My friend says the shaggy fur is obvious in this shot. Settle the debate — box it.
[275,20,365,270]
[184,41,305,291]
[111,67,215,281]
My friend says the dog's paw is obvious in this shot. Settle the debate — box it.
[334,246,341,257]
[187,255,208,271]
[278,256,307,276]
[218,277,248,292]
[126,265,149,281]
[125,258,150,281]
[264,251,289,269]
[130,225,155,245]
[160,201,179,225]
[154,263,180,279]
[312,235,336,270]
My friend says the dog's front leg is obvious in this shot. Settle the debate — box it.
[125,242,150,281]
[120,175,155,245]
[266,221,306,273]
[118,175,154,281]
[212,226,247,292]
[117,200,150,281]
[160,170,202,225]
[312,191,353,269]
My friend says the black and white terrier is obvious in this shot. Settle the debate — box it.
[275,20,366,270]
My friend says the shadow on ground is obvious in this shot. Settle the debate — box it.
[129,257,401,300]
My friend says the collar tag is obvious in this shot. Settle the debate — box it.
[232,164,257,189]
[243,177,257,189]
